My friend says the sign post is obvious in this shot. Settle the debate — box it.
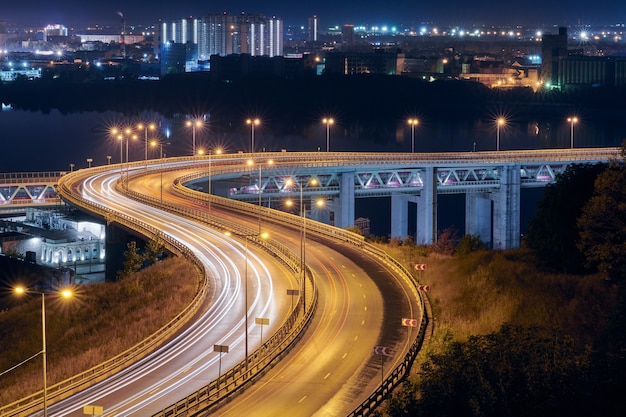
[255,317,270,346]
[213,344,229,391]
[83,406,103,416]
[373,346,392,392]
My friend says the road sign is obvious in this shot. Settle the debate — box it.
[402,318,418,327]
[373,346,392,356]
[214,344,229,353]
[255,317,270,325]
[418,285,431,291]
[414,264,427,271]
[286,289,300,296]
[83,405,103,416]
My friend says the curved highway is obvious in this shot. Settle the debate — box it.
[48,155,422,417]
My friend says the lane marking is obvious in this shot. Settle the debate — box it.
[324,372,331,380]
[298,396,308,403]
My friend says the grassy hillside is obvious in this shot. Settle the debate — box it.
[379,243,618,359]
[0,257,201,405]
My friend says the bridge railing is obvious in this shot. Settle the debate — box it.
[0,172,211,417]
[109,168,320,417]
[171,170,429,417]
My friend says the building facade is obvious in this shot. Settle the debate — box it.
[158,13,284,70]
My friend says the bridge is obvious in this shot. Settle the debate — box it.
[0,171,65,213]
[1,147,620,417]
[183,148,621,248]
[2,148,620,249]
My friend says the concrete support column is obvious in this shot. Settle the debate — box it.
[333,172,355,229]
[492,164,521,249]
[465,193,492,247]
[416,167,437,245]
[390,194,415,238]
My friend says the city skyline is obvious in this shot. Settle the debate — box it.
[1,1,624,28]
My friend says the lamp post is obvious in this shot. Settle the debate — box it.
[14,286,73,417]
[151,140,169,203]
[407,118,419,153]
[285,177,320,313]
[322,118,334,152]
[224,231,269,371]
[69,163,75,172]
[86,158,93,168]
[106,155,111,165]
[248,159,274,233]
[208,148,223,213]
[567,116,578,149]
[496,117,505,151]
[137,122,156,161]
[186,119,203,156]
[246,118,260,153]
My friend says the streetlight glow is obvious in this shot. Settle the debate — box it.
[496,117,506,151]
[186,119,203,156]
[322,118,334,152]
[567,116,578,149]
[407,118,419,153]
[13,286,74,417]
[246,118,260,153]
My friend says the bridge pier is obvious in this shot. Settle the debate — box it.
[465,164,521,249]
[493,164,521,249]
[332,172,355,229]
[391,167,437,245]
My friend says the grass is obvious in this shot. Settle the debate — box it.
[376,243,619,359]
[0,257,201,406]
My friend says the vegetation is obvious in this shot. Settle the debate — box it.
[0,257,200,405]
[379,152,626,416]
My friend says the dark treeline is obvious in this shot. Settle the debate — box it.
[2,73,626,132]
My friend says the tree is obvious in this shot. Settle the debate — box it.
[430,227,458,255]
[118,241,143,280]
[577,164,626,280]
[454,234,488,256]
[524,163,606,273]
[143,236,164,265]
[386,325,597,417]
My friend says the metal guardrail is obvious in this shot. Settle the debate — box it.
[170,170,428,417]
[7,147,613,416]
[0,170,210,417]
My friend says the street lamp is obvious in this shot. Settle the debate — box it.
[208,148,223,213]
[407,118,419,153]
[137,122,156,161]
[284,177,321,313]
[186,119,203,156]
[322,118,334,152]
[247,158,274,233]
[86,158,93,168]
[14,286,73,417]
[496,117,506,151]
[151,140,169,202]
[567,116,578,149]
[246,118,260,153]
[106,155,112,165]
[224,230,269,371]
[69,163,75,172]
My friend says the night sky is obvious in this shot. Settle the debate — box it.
[0,1,623,28]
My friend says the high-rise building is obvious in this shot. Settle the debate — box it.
[158,13,283,67]
[541,27,568,87]
[308,15,318,42]
[342,24,355,46]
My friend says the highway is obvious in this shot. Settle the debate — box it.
[47,156,422,416]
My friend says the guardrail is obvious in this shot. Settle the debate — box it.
[110,168,320,417]
[170,170,429,417]
[0,169,210,417]
[9,146,611,416]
